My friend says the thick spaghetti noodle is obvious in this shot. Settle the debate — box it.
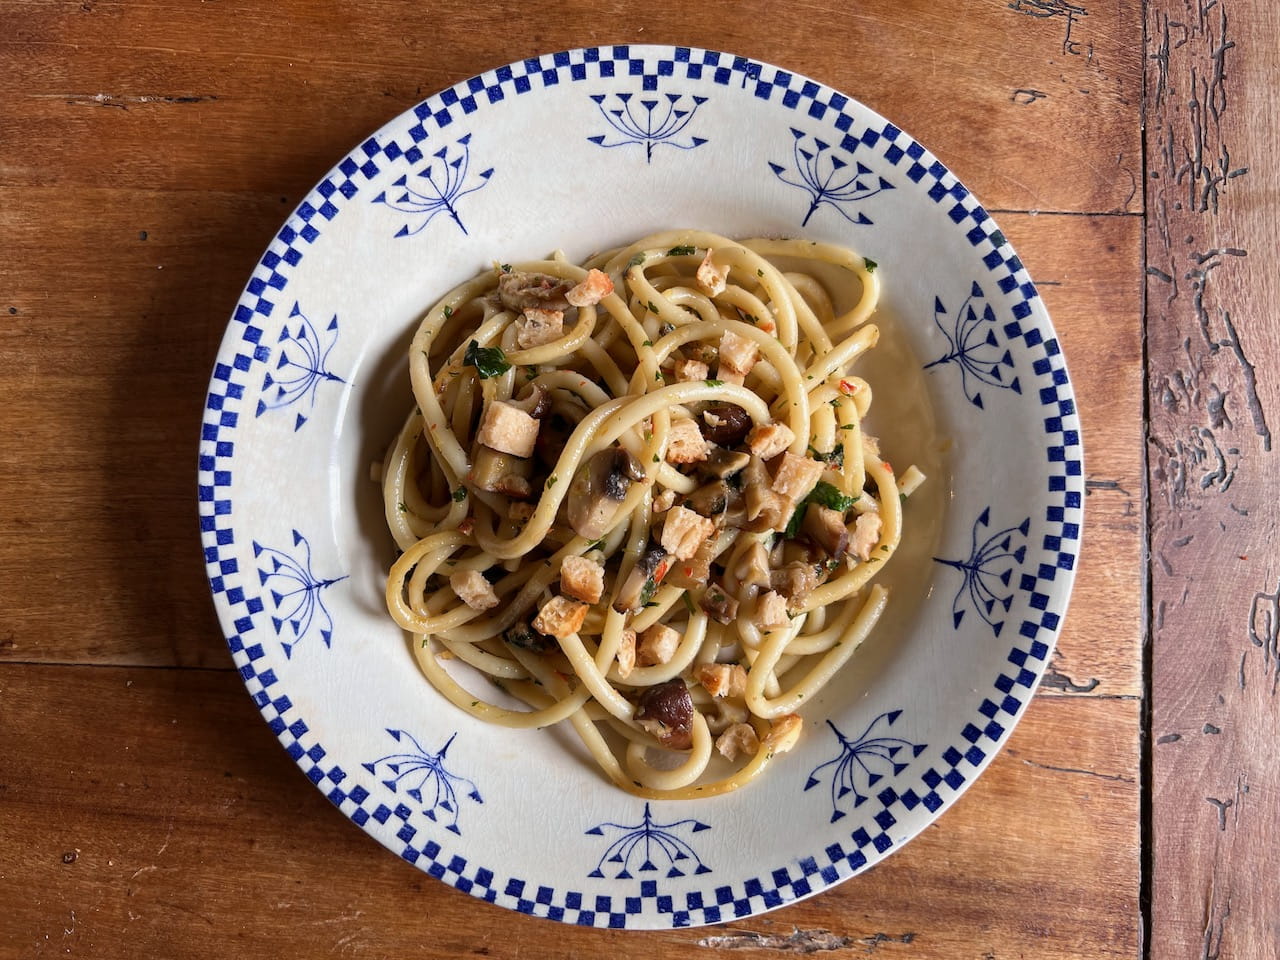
[380,229,920,799]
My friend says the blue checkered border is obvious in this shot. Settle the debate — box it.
[198,44,1084,928]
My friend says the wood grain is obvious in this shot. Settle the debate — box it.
[0,665,1136,960]
[1145,1,1280,957]
[0,0,1148,956]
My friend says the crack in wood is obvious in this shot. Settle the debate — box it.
[1156,733,1182,744]
[1020,759,1135,783]
[1204,796,1233,831]
[1247,577,1280,695]
[695,927,915,953]
[58,93,220,109]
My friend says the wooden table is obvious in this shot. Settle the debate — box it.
[1,2,1274,957]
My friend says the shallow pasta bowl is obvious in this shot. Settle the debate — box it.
[198,45,1082,928]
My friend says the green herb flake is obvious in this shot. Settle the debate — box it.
[681,592,696,614]
[655,370,663,382]
[863,257,878,273]
[499,262,512,273]
[841,423,856,430]
[451,487,467,502]
[807,481,857,512]
[397,501,407,512]
[647,300,659,313]
[757,268,764,277]
[642,339,654,347]
[627,252,646,269]
[783,503,808,539]
[828,397,841,408]
[667,244,696,256]
[443,305,453,318]
[546,475,558,488]
[900,492,908,504]
[638,577,658,607]
[652,454,660,463]
[704,379,725,387]
[463,340,511,379]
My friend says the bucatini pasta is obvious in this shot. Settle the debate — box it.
[380,229,922,799]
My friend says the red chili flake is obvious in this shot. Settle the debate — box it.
[458,517,474,535]
[838,379,859,395]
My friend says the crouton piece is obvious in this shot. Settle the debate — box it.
[637,623,681,666]
[532,595,589,639]
[717,329,758,376]
[560,555,605,604]
[515,307,564,349]
[477,401,540,458]
[674,358,710,382]
[615,628,637,679]
[665,417,709,465]
[660,505,716,561]
[851,511,884,561]
[566,268,614,307]
[695,662,747,698]
[450,570,499,612]
[771,452,825,501]
[652,488,677,514]
[696,249,730,296]
[761,713,803,754]
[754,590,789,628]
[803,504,850,557]
[746,421,795,460]
[716,722,760,762]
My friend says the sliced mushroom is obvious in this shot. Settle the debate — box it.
[634,678,694,750]
[803,504,850,558]
[497,270,573,313]
[734,541,772,591]
[613,545,669,613]
[470,446,533,495]
[699,448,751,481]
[700,402,753,447]
[770,560,823,611]
[699,584,739,624]
[508,382,551,420]
[683,479,729,521]
[567,446,643,540]
[504,621,553,653]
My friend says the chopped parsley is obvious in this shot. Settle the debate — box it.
[652,454,660,463]
[451,487,467,502]
[647,300,659,313]
[627,252,646,269]
[638,577,658,607]
[642,339,654,347]
[681,592,696,614]
[667,244,696,256]
[757,268,764,277]
[704,379,725,387]
[809,443,845,469]
[807,481,858,512]
[863,257,878,273]
[443,305,453,318]
[397,501,407,512]
[463,340,511,379]
[499,262,512,273]
[546,474,557,488]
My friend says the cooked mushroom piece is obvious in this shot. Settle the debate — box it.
[507,382,551,420]
[504,621,553,653]
[700,403,753,447]
[699,584,739,624]
[567,446,643,540]
[497,270,573,313]
[613,545,669,612]
[684,479,730,521]
[770,560,823,610]
[699,448,751,480]
[470,446,533,495]
[634,678,695,750]
[803,504,850,558]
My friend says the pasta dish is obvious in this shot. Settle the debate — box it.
[379,229,923,799]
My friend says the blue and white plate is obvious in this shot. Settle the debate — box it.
[198,46,1082,929]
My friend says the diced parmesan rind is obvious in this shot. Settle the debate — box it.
[695,662,747,698]
[746,421,795,460]
[665,418,709,464]
[560,555,605,604]
[851,511,884,561]
[754,590,789,628]
[515,307,564,349]
[637,623,681,666]
[674,358,710,382]
[717,329,758,376]
[716,722,760,762]
[450,570,499,611]
[532,596,589,639]
[660,506,715,561]
[477,401,539,458]
[771,452,825,501]
[566,268,614,307]
[696,250,730,296]
[616,628,637,679]
[762,713,803,754]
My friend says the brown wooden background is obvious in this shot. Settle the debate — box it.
[0,1,1274,957]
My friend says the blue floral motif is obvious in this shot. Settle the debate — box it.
[255,302,345,432]
[587,92,709,163]
[805,712,927,822]
[933,507,1030,636]
[585,803,712,879]
[363,730,483,835]
[768,128,894,227]
[923,281,1021,409]
[253,529,347,658]
[373,133,493,237]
